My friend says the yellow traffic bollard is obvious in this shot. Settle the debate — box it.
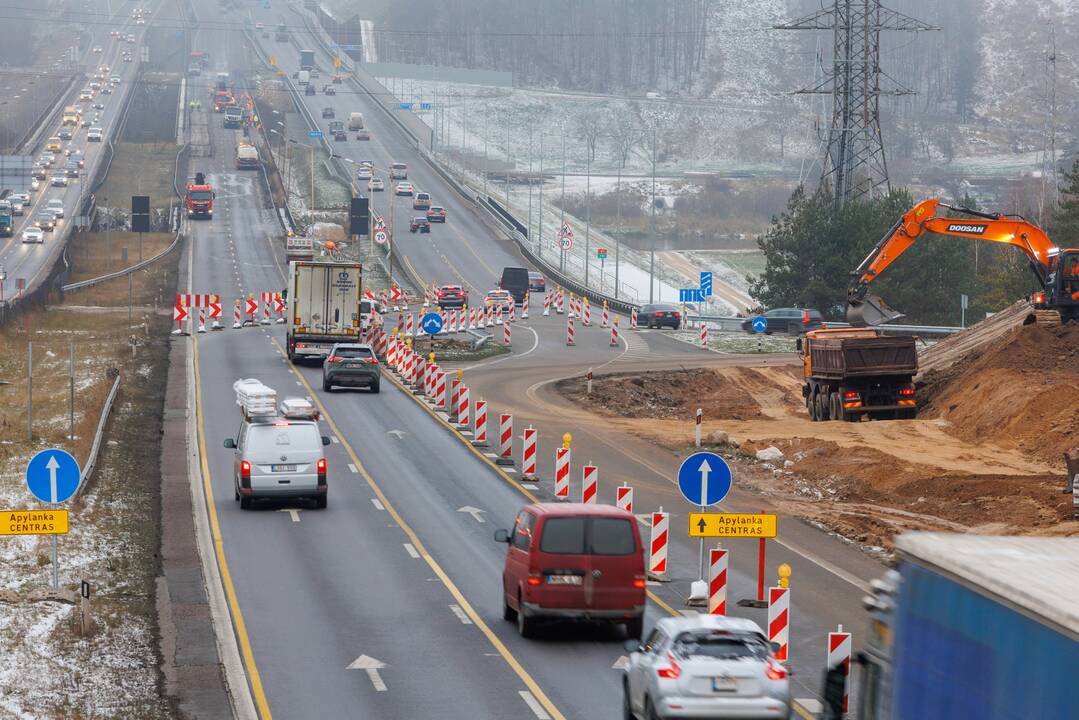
[778,563,792,589]
[563,432,572,449]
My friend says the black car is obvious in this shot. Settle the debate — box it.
[409,216,430,233]
[304,84,316,96]
[528,271,546,293]
[498,266,530,304]
[322,106,335,118]
[740,307,823,335]
[436,285,467,309]
[638,303,682,329]
[323,343,380,393]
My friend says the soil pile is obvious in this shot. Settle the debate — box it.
[919,323,1079,464]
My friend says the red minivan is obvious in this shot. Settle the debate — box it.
[495,503,646,639]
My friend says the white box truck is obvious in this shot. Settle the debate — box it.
[348,112,365,131]
[297,70,310,86]
[285,261,363,362]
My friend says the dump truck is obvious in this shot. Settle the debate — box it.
[235,142,259,169]
[798,326,917,421]
[286,261,363,362]
[184,172,214,218]
[856,533,1079,720]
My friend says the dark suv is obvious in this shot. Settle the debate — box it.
[322,343,381,393]
[409,217,431,233]
[436,285,467,308]
[741,307,823,335]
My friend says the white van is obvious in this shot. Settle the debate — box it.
[348,112,364,131]
[389,162,407,180]
[297,70,310,86]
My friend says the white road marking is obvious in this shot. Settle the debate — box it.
[457,506,485,523]
[612,656,630,670]
[278,509,301,522]
[449,604,473,624]
[347,655,387,691]
[521,483,539,490]
[348,463,359,474]
[483,452,498,459]
[796,699,823,713]
[519,690,552,720]
[371,498,385,511]
[403,543,419,558]
[331,436,339,444]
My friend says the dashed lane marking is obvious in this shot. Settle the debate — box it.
[371,498,385,511]
[403,543,420,559]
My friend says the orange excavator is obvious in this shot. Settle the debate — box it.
[847,198,1079,327]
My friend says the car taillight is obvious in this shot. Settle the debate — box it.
[802,310,811,323]
[526,574,542,586]
[327,356,342,363]
[900,387,915,396]
[240,461,251,476]
[765,657,787,680]
[633,575,646,589]
[317,458,327,474]
[656,654,681,679]
[363,357,379,364]
[843,391,860,399]
[673,311,680,317]
[655,312,665,317]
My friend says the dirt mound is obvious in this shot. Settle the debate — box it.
[917,300,1033,375]
[920,323,1079,463]
[555,367,800,421]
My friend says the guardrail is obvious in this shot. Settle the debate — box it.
[81,369,121,485]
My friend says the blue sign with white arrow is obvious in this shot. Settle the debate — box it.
[751,316,768,333]
[420,312,444,336]
[699,271,713,297]
[26,449,82,504]
[308,130,323,139]
[677,451,732,507]
[679,288,704,303]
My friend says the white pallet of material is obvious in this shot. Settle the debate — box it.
[233,378,277,417]
[279,397,318,420]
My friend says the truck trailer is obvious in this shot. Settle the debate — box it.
[285,261,363,362]
[799,327,917,421]
[857,533,1079,720]
[300,51,315,71]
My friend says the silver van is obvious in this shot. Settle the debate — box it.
[224,419,331,509]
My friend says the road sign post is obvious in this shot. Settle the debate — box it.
[26,449,81,589]
[677,451,733,598]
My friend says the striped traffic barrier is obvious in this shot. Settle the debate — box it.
[245,295,258,326]
[504,321,511,346]
[450,374,461,420]
[554,447,570,499]
[388,334,398,368]
[568,293,577,319]
[435,370,447,409]
[233,298,242,329]
[425,362,436,398]
[210,294,223,330]
[468,307,477,329]
[543,293,551,316]
[486,306,494,328]
[582,298,591,326]
[631,306,638,329]
[522,292,529,319]
[616,483,633,513]
[509,304,517,323]
[274,292,285,324]
[709,548,729,615]
[828,625,852,715]
[457,385,470,427]
[601,300,609,328]
[261,292,272,325]
[406,313,415,337]
[496,306,504,325]
[172,300,188,335]
[610,316,620,347]
[700,323,709,349]
[768,587,790,661]
[412,355,425,391]
[648,509,670,581]
[556,288,565,315]
[522,426,537,479]
[197,305,207,334]
[581,463,598,504]
[497,414,513,465]
[566,316,575,346]
[473,399,488,445]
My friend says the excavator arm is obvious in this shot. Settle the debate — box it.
[847,198,1059,325]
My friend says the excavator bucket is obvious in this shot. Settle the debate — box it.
[847,294,904,326]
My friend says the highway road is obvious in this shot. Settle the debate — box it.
[0,2,155,304]
[174,3,888,718]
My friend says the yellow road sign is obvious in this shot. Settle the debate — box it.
[1,510,70,535]
[689,512,777,538]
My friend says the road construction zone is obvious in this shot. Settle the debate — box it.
[0,510,70,535]
[689,512,777,538]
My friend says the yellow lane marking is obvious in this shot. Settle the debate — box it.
[270,338,566,720]
[192,336,274,719]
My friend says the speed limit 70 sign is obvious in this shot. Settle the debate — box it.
[374,229,388,245]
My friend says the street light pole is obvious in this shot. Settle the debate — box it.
[649,123,657,304]
[527,120,533,253]
[538,131,545,262]
[483,110,488,200]
[584,150,591,288]
[560,125,566,274]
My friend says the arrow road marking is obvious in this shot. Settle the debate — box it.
[457,506,485,523]
[45,455,60,503]
[611,656,630,670]
[278,509,301,522]
[347,655,387,692]
[386,430,406,440]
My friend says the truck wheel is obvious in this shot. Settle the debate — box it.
[807,396,818,421]
[830,392,843,421]
[816,393,830,421]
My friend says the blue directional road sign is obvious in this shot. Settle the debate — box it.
[679,288,704,303]
[751,316,768,333]
[419,102,433,111]
[420,312,444,336]
[26,449,82,504]
[308,131,323,140]
[399,102,415,110]
[700,271,713,297]
[677,451,732,507]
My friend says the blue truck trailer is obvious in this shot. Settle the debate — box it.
[856,533,1079,720]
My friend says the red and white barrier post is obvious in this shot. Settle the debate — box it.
[261,292,271,325]
[435,370,448,409]
[406,313,415,337]
[246,295,258,326]
[582,297,592,326]
[581,463,598,504]
[522,292,529,319]
[695,407,703,447]
[648,509,670,581]
[457,385,470,427]
[566,316,575,346]
[554,446,571,499]
[610,316,620,347]
[700,322,709,349]
[497,414,513,466]
[172,297,188,335]
[543,293,551,316]
[388,334,399,368]
[601,300,610,328]
[473,399,488,446]
[767,586,790,661]
[233,298,242,329]
[631,306,638,329]
[197,304,207,334]
[522,426,537,479]
[486,306,494,328]
[708,548,729,615]
[616,483,633,513]
[503,320,511,346]
[275,292,286,323]
[496,305,504,326]
[556,288,565,315]
[209,295,223,330]
[450,373,461,420]
[827,625,852,715]
[567,292,576,319]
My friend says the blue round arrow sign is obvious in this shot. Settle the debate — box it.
[26,448,82,504]
[751,316,768,333]
[420,312,443,335]
[677,451,732,507]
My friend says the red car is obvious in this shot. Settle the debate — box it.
[436,285,467,309]
[495,503,646,639]
[426,205,447,223]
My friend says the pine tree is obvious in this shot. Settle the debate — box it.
[1053,158,1079,245]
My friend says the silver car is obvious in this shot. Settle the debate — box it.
[224,418,330,509]
[623,615,791,720]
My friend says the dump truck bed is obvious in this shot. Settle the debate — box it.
[809,335,917,379]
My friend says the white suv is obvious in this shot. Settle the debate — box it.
[87,127,104,142]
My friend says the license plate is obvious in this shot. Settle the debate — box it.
[271,464,297,472]
[345,362,364,368]
[545,575,582,585]
[712,677,737,692]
